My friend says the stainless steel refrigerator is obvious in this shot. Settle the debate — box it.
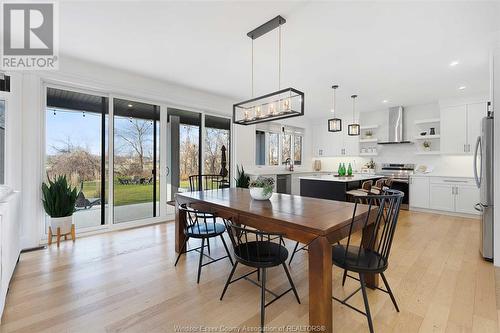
[474,110,494,261]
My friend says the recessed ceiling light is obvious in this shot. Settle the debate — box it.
[449,60,460,67]
[128,104,133,107]
[458,86,466,90]
[382,100,389,103]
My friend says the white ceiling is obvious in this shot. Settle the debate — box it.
[59,1,500,118]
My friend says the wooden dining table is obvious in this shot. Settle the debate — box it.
[175,188,378,333]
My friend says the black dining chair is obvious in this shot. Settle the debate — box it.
[174,203,233,283]
[332,189,404,333]
[220,219,301,330]
[188,174,223,191]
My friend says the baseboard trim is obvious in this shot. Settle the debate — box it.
[409,207,480,219]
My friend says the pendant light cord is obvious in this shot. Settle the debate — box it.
[251,39,254,98]
[352,95,356,121]
[332,88,335,116]
[278,24,282,90]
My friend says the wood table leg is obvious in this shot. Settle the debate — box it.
[71,224,76,241]
[56,227,61,247]
[308,236,332,333]
[175,203,187,253]
[362,222,380,289]
[48,227,52,246]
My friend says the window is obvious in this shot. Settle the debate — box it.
[204,115,231,185]
[294,135,302,165]
[113,98,160,223]
[281,134,291,165]
[268,133,279,166]
[45,87,108,228]
[255,124,304,166]
[179,124,200,189]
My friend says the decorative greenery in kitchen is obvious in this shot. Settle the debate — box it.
[235,165,250,188]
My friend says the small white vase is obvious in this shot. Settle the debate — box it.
[249,187,273,200]
[50,216,73,234]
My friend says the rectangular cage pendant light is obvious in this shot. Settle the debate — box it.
[328,118,342,132]
[233,16,305,125]
[233,87,304,125]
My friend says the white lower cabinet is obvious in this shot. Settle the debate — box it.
[455,185,480,214]
[409,176,430,208]
[429,184,456,211]
[429,177,479,215]
[410,176,479,215]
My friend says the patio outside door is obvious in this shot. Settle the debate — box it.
[113,98,160,223]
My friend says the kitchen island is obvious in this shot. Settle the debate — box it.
[300,174,383,201]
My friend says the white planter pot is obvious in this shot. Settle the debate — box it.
[249,187,273,200]
[50,216,73,234]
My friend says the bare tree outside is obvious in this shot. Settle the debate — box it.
[204,127,229,175]
[115,118,153,175]
[179,124,199,185]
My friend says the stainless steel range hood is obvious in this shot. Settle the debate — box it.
[378,106,412,144]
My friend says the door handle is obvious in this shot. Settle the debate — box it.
[166,166,170,176]
[473,136,481,188]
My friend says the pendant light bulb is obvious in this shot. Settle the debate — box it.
[328,84,342,132]
[348,94,360,136]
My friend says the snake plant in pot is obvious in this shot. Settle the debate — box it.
[41,175,78,235]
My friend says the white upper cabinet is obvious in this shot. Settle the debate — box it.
[441,105,467,154]
[312,123,328,157]
[466,102,486,150]
[441,102,486,154]
[312,122,357,157]
[343,131,359,156]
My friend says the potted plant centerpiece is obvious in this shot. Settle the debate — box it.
[42,175,78,238]
[249,176,275,200]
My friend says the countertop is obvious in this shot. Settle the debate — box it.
[299,174,383,183]
[247,170,333,176]
[411,173,474,179]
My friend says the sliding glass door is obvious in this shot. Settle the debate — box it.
[204,115,230,186]
[45,87,108,228]
[113,98,160,223]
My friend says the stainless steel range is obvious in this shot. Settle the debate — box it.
[378,163,415,208]
[379,163,415,181]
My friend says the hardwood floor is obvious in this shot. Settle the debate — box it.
[1,210,497,332]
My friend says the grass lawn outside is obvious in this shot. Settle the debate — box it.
[81,180,160,206]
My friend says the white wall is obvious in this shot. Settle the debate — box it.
[18,56,235,249]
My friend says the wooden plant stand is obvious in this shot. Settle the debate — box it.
[48,224,76,247]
